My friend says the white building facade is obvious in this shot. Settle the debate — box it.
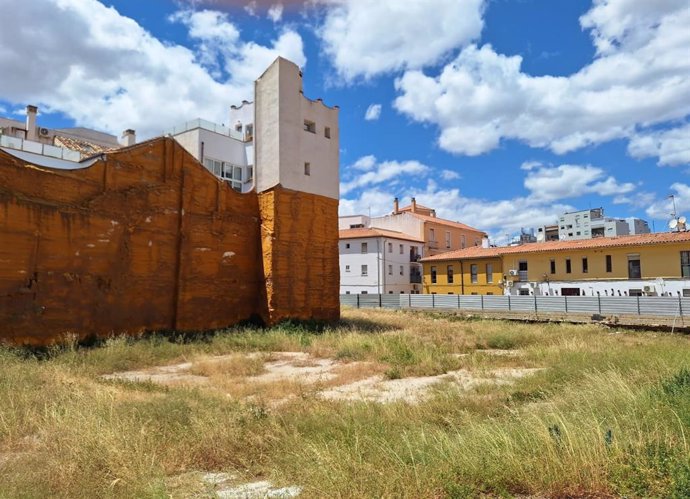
[339,229,424,295]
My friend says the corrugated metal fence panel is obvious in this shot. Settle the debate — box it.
[682,298,690,316]
[434,295,459,308]
[459,296,483,309]
[537,297,567,313]
[410,295,434,308]
[381,295,400,309]
[510,296,536,312]
[358,295,381,308]
[340,294,358,307]
[639,297,682,316]
[483,295,509,310]
[600,297,639,315]
[565,297,600,313]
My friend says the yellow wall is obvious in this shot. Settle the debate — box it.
[501,243,690,283]
[423,258,503,295]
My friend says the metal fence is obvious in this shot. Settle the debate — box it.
[340,294,690,317]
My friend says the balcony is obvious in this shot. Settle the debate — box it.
[409,272,422,284]
[428,241,438,249]
[0,134,81,161]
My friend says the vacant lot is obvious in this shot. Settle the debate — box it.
[1,309,689,498]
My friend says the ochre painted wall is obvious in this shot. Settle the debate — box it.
[424,221,484,256]
[423,258,503,295]
[258,186,340,324]
[501,244,690,283]
[0,138,339,346]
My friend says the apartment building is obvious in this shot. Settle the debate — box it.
[422,231,690,297]
[339,228,424,295]
[536,208,650,242]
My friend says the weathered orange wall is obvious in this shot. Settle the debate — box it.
[0,138,269,345]
[258,187,340,324]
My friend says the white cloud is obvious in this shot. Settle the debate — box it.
[317,0,485,80]
[523,163,635,202]
[628,124,690,166]
[394,0,690,157]
[646,184,690,220]
[340,156,430,195]
[244,1,258,16]
[440,169,460,181]
[341,159,638,238]
[267,3,284,22]
[0,0,306,138]
[364,104,381,121]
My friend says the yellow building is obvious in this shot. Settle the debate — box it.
[422,231,690,297]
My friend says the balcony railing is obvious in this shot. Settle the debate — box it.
[163,119,247,141]
[0,134,82,161]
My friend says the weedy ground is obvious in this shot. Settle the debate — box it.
[1,308,689,498]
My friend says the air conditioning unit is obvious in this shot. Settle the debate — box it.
[39,127,50,136]
[508,269,519,276]
[643,285,652,292]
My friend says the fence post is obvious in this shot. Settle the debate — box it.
[357,294,360,308]
[598,295,601,314]
[457,294,461,309]
[409,293,412,308]
[508,295,511,311]
[379,294,382,308]
[534,295,538,314]
[481,294,484,311]
[564,296,568,313]
[432,294,435,308]
[679,295,683,316]
[637,296,641,315]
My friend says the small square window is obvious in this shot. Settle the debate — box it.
[304,120,316,133]
[325,127,331,138]
[345,265,350,272]
[345,243,350,249]
[304,162,310,176]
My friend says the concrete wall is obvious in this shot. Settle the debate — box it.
[370,213,423,240]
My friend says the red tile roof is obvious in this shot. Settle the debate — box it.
[53,135,119,157]
[408,212,486,234]
[421,231,690,262]
[339,228,424,243]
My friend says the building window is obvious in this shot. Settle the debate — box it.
[345,265,350,272]
[447,265,454,284]
[582,257,588,273]
[388,242,393,253]
[486,263,493,283]
[361,291,368,294]
[399,244,404,254]
[566,259,572,274]
[361,265,368,276]
[345,291,350,294]
[445,231,451,248]
[461,235,466,248]
[629,288,642,297]
[304,162,310,176]
[628,254,641,279]
[431,266,437,284]
[345,243,350,249]
[429,228,435,242]
[606,255,612,273]
[681,251,690,277]
[388,264,392,276]
[470,264,478,284]
[304,120,316,133]
[400,265,404,276]
[361,242,367,253]
[683,289,690,297]
[349,224,364,229]
[550,259,556,274]
[325,126,331,138]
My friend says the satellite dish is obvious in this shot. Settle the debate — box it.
[669,219,678,230]
[536,232,545,242]
[679,216,687,224]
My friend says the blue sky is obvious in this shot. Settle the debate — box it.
[1,0,689,242]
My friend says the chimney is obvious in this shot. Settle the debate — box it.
[25,105,38,141]
[393,197,399,214]
[481,237,490,248]
[411,197,417,213]
[121,129,136,147]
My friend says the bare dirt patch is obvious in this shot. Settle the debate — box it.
[102,351,543,404]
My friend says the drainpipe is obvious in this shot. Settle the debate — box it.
[460,260,465,295]
[376,238,381,295]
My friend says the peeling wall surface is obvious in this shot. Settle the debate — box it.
[0,137,339,346]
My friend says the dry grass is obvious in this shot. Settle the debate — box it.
[1,308,690,497]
